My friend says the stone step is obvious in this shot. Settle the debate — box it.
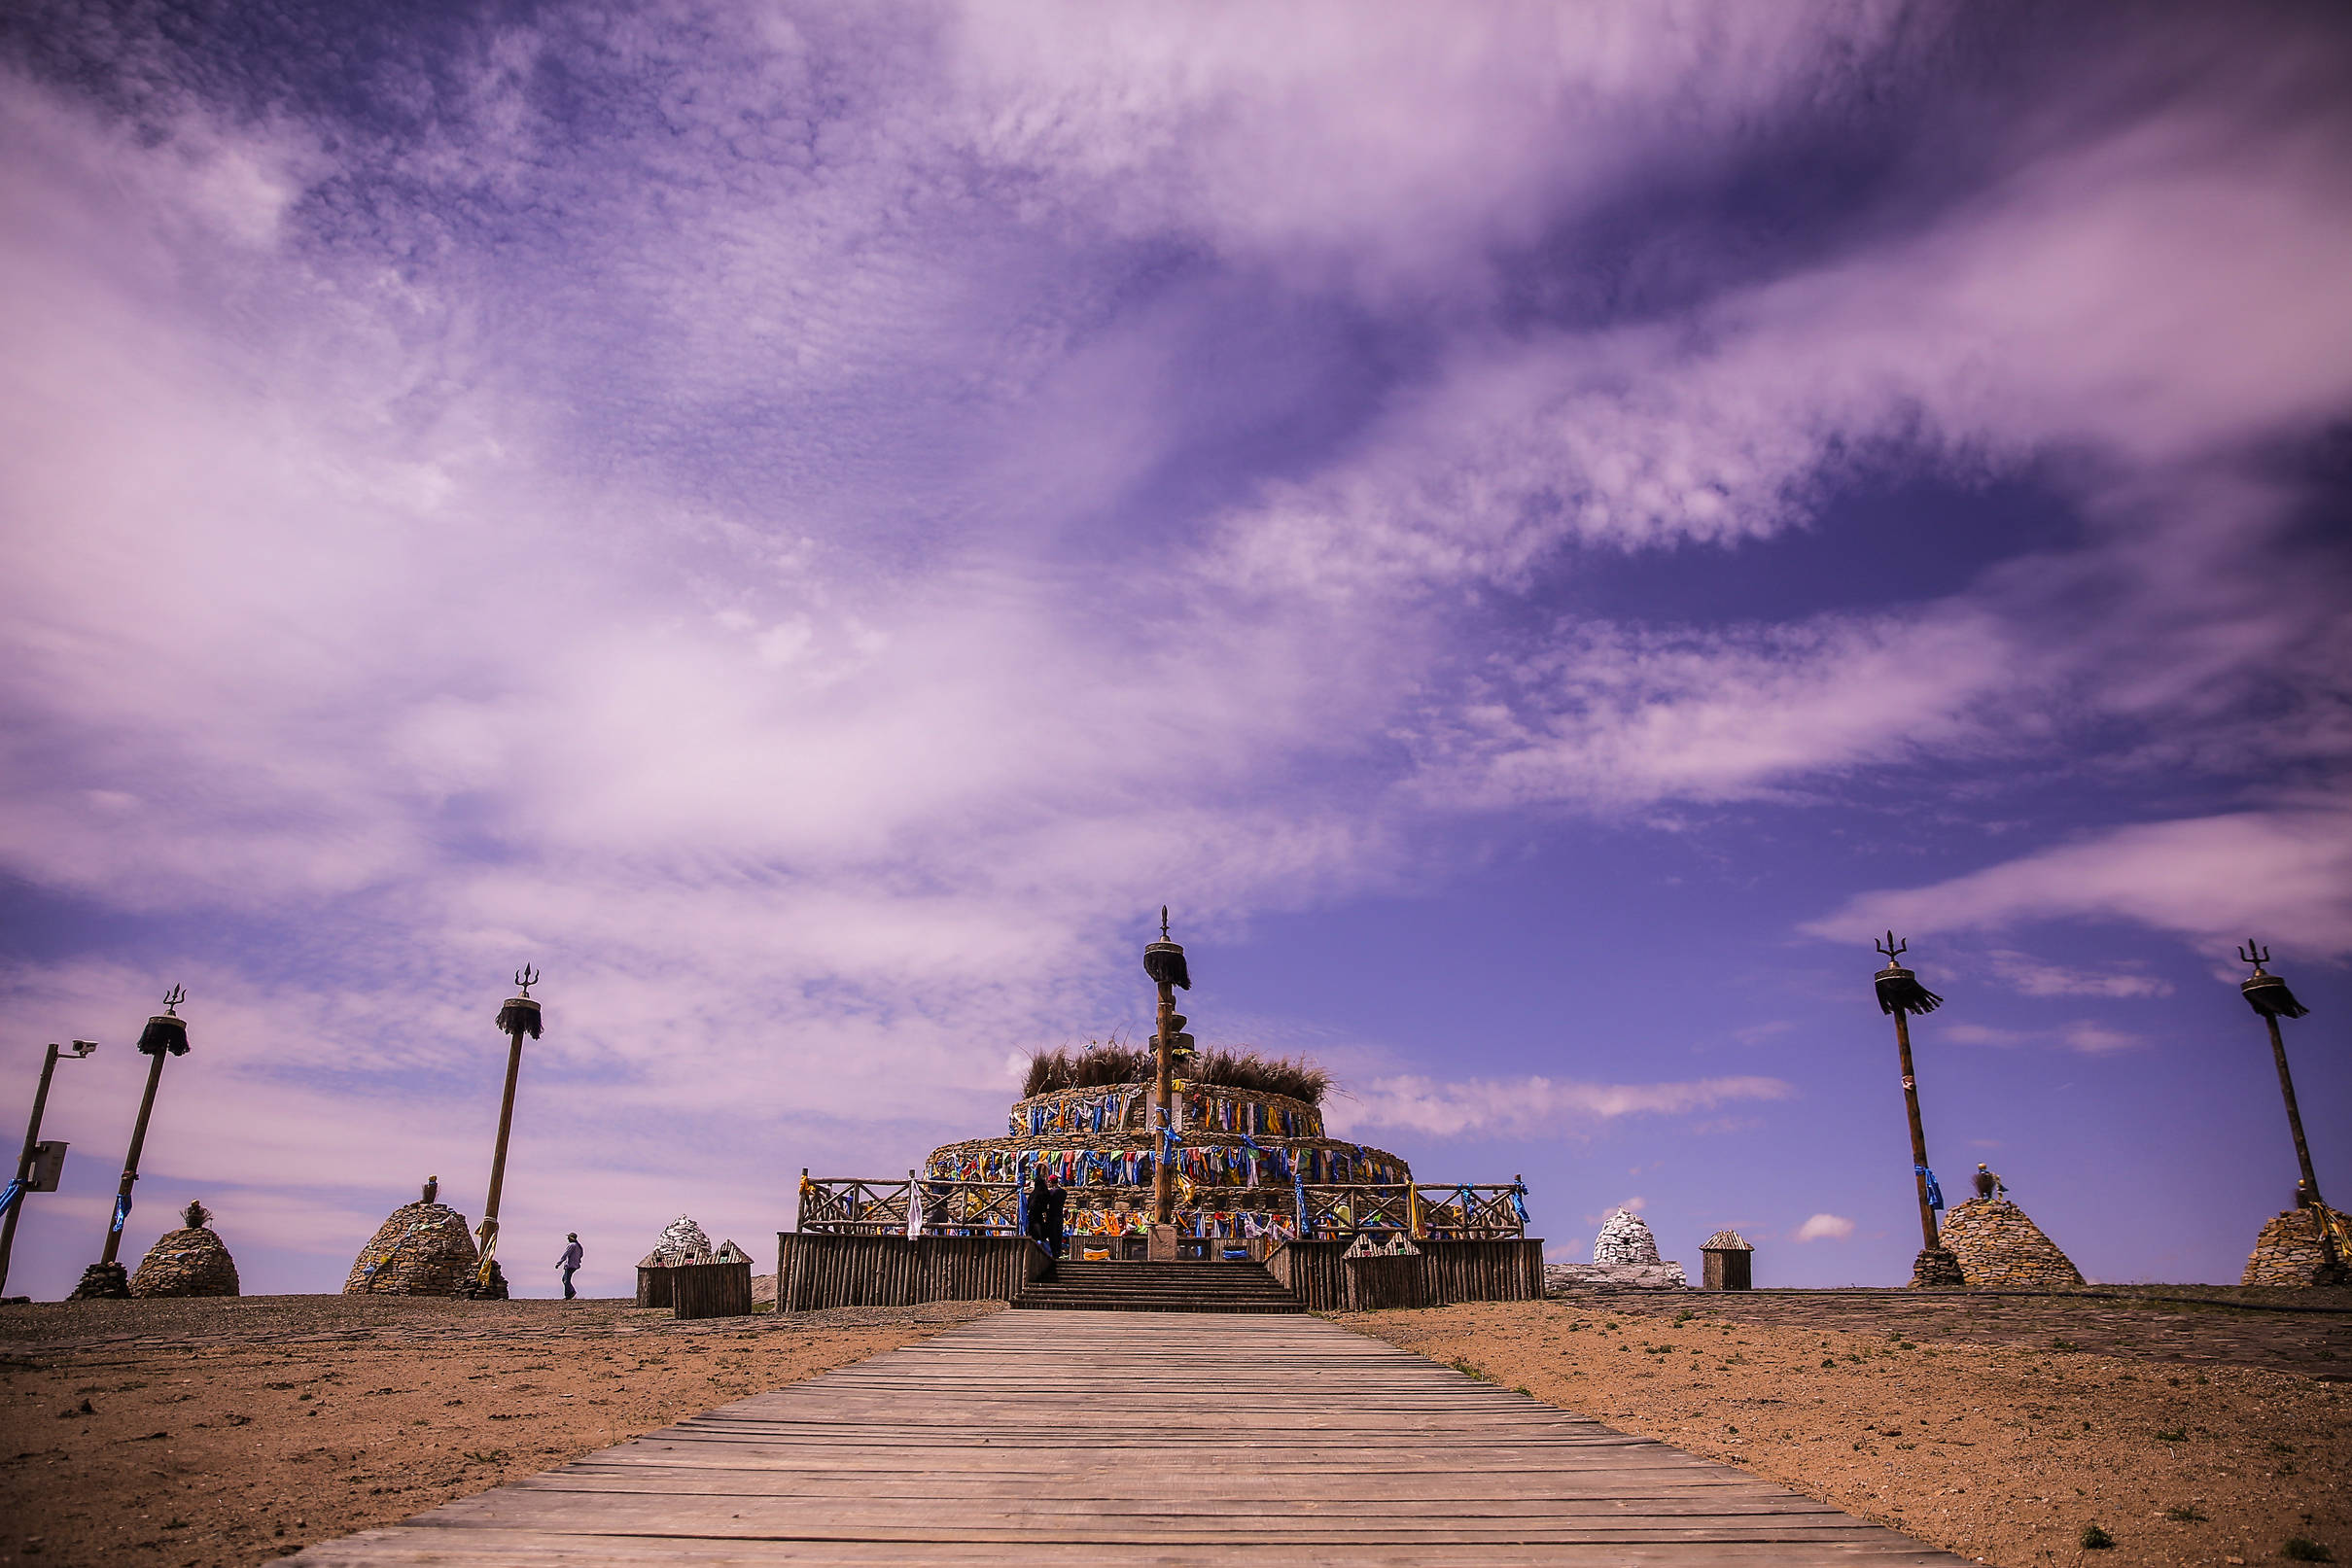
[1012,1260,1301,1314]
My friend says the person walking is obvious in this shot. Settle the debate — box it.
[557,1232,583,1300]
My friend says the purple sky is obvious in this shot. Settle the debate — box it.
[3,3,2347,1300]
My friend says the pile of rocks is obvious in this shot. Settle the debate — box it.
[130,1202,240,1297]
[1545,1209,1688,1290]
[343,1194,481,1296]
[641,1215,714,1268]
[2242,1205,2351,1287]
[1936,1198,2085,1288]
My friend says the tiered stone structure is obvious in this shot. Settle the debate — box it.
[130,1214,240,1298]
[343,1198,480,1295]
[926,1079,1410,1244]
[1545,1209,1687,1289]
[1936,1198,2085,1288]
[2242,1205,2350,1287]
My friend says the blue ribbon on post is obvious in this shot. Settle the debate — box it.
[110,1192,132,1234]
[0,1178,22,1218]
[1915,1165,1945,1211]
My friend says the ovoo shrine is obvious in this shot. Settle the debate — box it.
[923,1055,1411,1247]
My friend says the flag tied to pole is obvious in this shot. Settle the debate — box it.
[1915,1165,1945,1211]
[0,1178,22,1218]
[110,1192,132,1234]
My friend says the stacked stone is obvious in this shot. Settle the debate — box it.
[130,1208,240,1298]
[1935,1198,2085,1288]
[640,1215,714,1268]
[927,1078,1412,1243]
[2241,1206,2351,1287]
[1546,1209,1687,1290]
[343,1200,480,1296]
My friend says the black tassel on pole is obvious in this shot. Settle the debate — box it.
[1875,960,1944,1017]
[495,996,544,1038]
[2240,968,2309,1021]
[136,1014,191,1056]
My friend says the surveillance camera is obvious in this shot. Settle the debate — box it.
[69,1040,97,1056]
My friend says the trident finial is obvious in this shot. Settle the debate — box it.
[514,964,539,997]
[1160,906,1171,941]
[2236,938,2271,974]
[159,983,187,1016]
[1875,931,1909,963]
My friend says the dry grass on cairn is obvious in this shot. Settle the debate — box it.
[1023,1042,1331,1103]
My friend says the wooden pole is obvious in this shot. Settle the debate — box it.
[2263,1011,2324,1211]
[100,1047,168,1267]
[475,1021,526,1286]
[1891,1006,1940,1253]
[1152,976,1176,1227]
[0,1044,69,1295]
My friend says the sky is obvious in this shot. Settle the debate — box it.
[1,1,2347,1301]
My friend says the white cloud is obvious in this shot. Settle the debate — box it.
[1793,1212,1854,1242]
[1807,809,2352,958]
[1331,1073,1791,1140]
[1988,950,2173,999]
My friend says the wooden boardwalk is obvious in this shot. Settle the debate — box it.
[294,1309,1963,1566]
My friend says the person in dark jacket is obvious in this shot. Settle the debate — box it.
[556,1233,583,1300]
[1041,1174,1069,1260]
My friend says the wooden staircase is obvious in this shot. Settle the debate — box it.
[1013,1259,1301,1314]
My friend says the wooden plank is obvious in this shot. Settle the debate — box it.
[289,1309,1967,1566]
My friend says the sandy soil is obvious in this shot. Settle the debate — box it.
[1345,1292,2350,1568]
[0,1294,998,1567]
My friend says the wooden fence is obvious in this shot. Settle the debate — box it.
[776,1232,1047,1312]
[672,1259,754,1319]
[798,1173,1026,1237]
[1267,1237,1545,1312]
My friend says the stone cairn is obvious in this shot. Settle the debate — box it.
[1935,1198,2084,1288]
[343,1176,481,1296]
[1545,1208,1687,1290]
[129,1201,241,1298]
[2242,1204,2351,1288]
[639,1214,715,1270]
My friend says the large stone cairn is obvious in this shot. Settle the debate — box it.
[2242,1204,2351,1287]
[1936,1198,2085,1288]
[1545,1209,1687,1290]
[130,1202,240,1298]
[343,1179,480,1296]
[641,1215,714,1269]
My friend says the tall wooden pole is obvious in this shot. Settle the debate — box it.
[1152,975,1176,1227]
[1890,1006,1941,1254]
[476,966,541,1295]
[2261,1010,2323,1211]
[1873,935,1955,1287]
[99,1048,168,1267]
[1,1042,90,1295]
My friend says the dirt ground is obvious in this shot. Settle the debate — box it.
[0,1294,999,1567]
[1345,1289,2351,1568]
[4,1288,2346,1568]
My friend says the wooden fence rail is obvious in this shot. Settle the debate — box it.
[776,1232,1048,1312]
[1266,1237,1545,1312]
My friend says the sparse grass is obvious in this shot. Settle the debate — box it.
[2079,1523,2115,1550]
[1023,1043,1333,1102]
[2283,1539,2334,1563]
[2163,1505,2206,1522]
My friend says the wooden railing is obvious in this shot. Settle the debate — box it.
[1411,1181,1531,1240]
[1293,1180,1529,1240]
[797,1173,1027,1237]
[799,1172,1529,1241]
[794,1170,912,1235]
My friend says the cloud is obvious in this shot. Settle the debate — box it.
[1793,1212,1855,1242]
[1807,809,2352,958]
[1987,950,2172,999]
[1332,1073,1791,1140]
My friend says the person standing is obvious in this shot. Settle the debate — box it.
[1041,1174,1069,1260]
[557,1232,583,1300]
